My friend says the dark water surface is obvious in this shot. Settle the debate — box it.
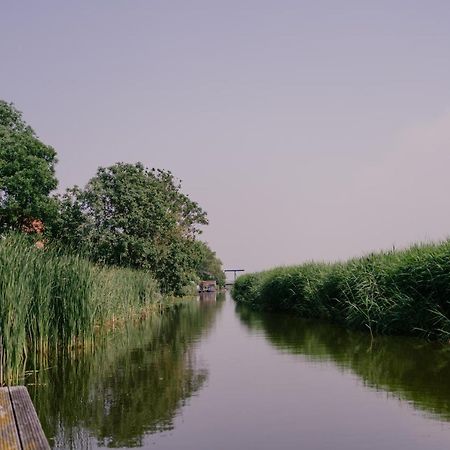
[26,293,450,449]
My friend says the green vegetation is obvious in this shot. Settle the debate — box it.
[0,100,225,382]
[0,233,175,384]
[0,100,58,233]
[0,100,223,295]
[233,240,450,340]
[54,162,209,294]
[192,240,226,287]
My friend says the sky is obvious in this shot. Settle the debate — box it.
[1,1,450,273]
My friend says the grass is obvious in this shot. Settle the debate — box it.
[232,240,450,340]
[0,234,179,384]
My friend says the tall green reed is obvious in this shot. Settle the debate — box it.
[0,234,166,384]
[232,240,450,340]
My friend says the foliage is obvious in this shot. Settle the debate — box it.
[0,233,173,384]
[232,240,450,340]
[192,240,226,286]
[0,101,58,233]
[0,99,224,384]
[0,99,224,296]
[53,162,208,294]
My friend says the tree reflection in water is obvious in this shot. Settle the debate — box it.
[26,295,224,448]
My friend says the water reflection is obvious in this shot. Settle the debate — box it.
[198,292,218,303]
[26,296,224,449]
[236,304,450,422]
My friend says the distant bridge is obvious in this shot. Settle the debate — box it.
[224,269,245,285]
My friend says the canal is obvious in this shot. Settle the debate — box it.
[26,293,450,449]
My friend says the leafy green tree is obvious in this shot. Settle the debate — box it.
[192,240,226,287]
[54,162,208,294]
[0,100,58,233]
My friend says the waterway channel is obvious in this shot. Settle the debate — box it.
[26,292,450,449]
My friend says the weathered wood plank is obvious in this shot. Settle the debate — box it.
[8,387,49,450]
[0,387,21,450]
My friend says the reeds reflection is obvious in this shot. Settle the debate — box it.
[236,303,450,423]
[26,298,224,448]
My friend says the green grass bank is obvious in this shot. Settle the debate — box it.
[232,240,450,341]
[0,234,183,384]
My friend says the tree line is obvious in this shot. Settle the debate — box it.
[0,100,225,294]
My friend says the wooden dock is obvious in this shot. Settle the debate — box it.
[0,386,49,450]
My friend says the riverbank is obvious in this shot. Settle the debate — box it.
[232,240,450,340]
[0,235,189,384]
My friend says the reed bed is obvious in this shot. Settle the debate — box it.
[0,234,171,384]
[232,240,450,340]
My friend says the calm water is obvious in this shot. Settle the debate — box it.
[26,293,450,449]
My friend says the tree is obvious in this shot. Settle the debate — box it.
[54,162,208,294]
[0,100,58,234]
[192,240,226,287]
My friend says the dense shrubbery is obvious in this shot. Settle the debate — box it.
[53,162,209,294]
[0,99,225,383]
[0,100,58,233]
[0,100,223,295]
[232,241,450,340]
[192,240,226,287]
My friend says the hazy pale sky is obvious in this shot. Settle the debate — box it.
[2,1,450,273]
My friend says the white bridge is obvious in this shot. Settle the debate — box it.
[224,269,245,285]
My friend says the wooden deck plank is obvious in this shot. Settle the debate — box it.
[0,387,21,450]
[8,387,49,450]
